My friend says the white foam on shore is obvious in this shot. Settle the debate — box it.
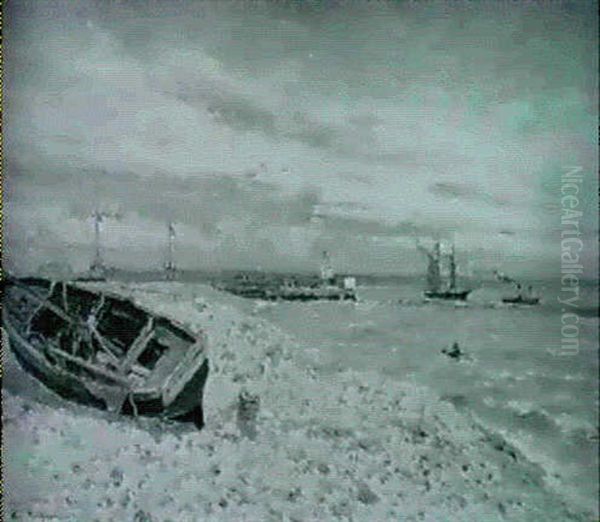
[3,282,594,521]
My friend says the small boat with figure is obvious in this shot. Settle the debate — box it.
[2,275,209,427]
[417,240,472,301]
[501,285,540,305]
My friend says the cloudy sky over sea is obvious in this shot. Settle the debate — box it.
[5,0,598,276]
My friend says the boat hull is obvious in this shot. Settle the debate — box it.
[4,316,111,410]
[502,297,540,305]
[221,284,356,302]
[276,291,356,302]
[121,359,208,426]
[424,289,471,301]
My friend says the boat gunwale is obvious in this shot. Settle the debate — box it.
[4,277,208,397]
[8,276,202,342]
[70,280,199,341]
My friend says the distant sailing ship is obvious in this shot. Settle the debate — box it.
[417,240,472,301]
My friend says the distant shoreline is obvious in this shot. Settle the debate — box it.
[9,268,600,288]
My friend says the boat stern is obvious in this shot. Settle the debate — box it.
[160,333,209,418]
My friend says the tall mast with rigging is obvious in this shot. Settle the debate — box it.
[89,209,120,278]
[448,243,457,291]
[417,239,442,293]
[164,221,177,280]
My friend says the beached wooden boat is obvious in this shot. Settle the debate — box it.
[2,276,209,427]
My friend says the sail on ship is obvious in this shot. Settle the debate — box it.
[418,240,471,301]
[320,250,335,284]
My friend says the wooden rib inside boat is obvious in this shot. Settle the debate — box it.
[2,276,209,428]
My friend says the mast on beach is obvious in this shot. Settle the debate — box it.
[91,210,104,274]
[89,209,119,278]
[164,221,177,281]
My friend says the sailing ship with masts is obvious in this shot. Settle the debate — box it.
[417,240,471,301]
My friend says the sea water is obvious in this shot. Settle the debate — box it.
[253,280,599,515]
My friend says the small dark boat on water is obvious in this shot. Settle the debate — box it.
[441,342,464,360]
[502,295,540,305]
[2,276,208,427]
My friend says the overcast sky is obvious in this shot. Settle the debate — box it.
[5,0,598,277]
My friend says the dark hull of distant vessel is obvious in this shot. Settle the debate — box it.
[164,265,177,281]
[76,267,116,282]
[502,296,540,305]
[220,284,356,302]
[3,276,208,427]
[228,287,273,300]
[75,275,108,282]
[276,291,356,302]
[424,289,471,301]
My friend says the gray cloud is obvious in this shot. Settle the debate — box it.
[429,182,509,208]
[4,0,598,278]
